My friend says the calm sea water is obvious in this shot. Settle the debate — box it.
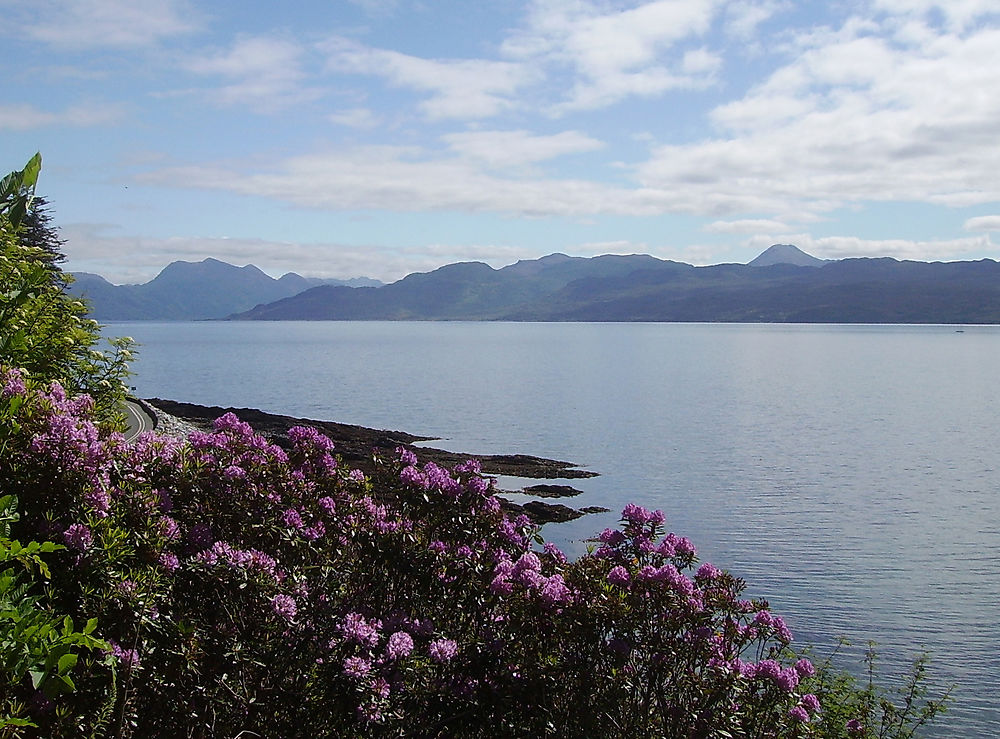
[110,321,999,735]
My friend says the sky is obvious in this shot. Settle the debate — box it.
[2,0,1000,285]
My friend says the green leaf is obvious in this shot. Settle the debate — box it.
[57,652,78,674]
[21,153,42,190]
[29,668,46,689]
[0,717,38,729]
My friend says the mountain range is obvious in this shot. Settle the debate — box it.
[231,245,1000,323]
[68,258,382,320]
[69,245,1000,323]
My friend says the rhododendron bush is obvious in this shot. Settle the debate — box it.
[6,366,944,738]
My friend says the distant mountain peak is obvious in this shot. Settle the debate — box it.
[748,244,826,268]
[68,257,383,320]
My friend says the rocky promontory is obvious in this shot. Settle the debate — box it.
[145,399,604,524]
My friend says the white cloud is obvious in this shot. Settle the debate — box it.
[874,0,1000,32]
[723,0,788,39]
[183,36,321,112]
[137,146,671,217]
[322,37,533,119]
[964,215,1000,232]
[16,0,200,49]
[502,0,723,110]
[705,218,792,234]
[441,129,604,169]
[328,107,380,129]
[682,47,722,75]
[636,14,1000,218]
[0,102,125,130]
[126,6,1000,236]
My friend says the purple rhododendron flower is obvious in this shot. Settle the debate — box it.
[357,703,383,724]
[846,719,864,734]
[339,613,381,646]
[802,693,821,714]
[621,503,652,524]
[282,508,304,529]
[1,368,26,398]
[696,563,721,580]
[637,564,659,581]
[497,519,523,546]
[371,677,391,699]
[735,658,756,678]
[213,412,254,437]
[454,458,481,474]
[158,552,180,572]
[514,552,541,574]
[83,489,110,518]
[795,658,816,677]
[117,580,138,599]
[289,425,335,453]
[271,594,297,621]
[674,536,696,556]
[108,641,141,670]
[788,706,810,723]
[656,537,676,556]
[537,574,572,606]
[755,659,781,679]
[429,638,458,663]
[396,446,418,466]
[386,631,414,660]
[302,522,325,540]
[400,465,428,489]
[466,476,489,495]
[776,667,800,692]
[343,656,371,679]
[598,528,626,546]
[543,542,567,563]
[773,615,793,642]
[159,516,181,541]
[608,566,630,586]
[63,523,93,552]
[490,575,513,596]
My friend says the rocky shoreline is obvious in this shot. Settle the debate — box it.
[143,399,608,524]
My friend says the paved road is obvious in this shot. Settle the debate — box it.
[122,399,154,442]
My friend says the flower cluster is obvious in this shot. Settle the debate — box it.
[2,369,897,738]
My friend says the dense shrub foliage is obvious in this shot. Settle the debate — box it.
[0,369,950,737]
[1,155,949,736]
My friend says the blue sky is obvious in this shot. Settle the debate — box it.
[2,0,1000,284]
